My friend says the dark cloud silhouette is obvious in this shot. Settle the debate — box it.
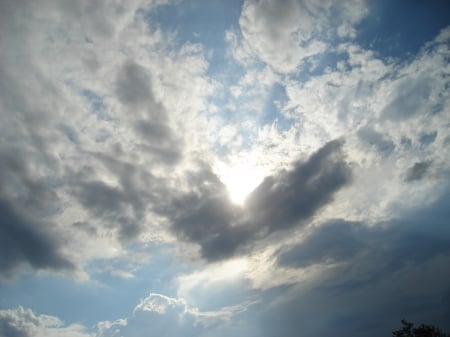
[405,160,433,182]
[0,147,73,279]
[266,191,450,337]
[165,140,352,261]
[167,166,251,261]
[0,200,74,279]
[247,139,352,232]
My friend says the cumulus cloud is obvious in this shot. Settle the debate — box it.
[238,0,368,72]
[99,292,239,337]
[0,307,92,337]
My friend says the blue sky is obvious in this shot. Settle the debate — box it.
[0,1,449,336]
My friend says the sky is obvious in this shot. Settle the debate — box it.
[0,0,450,336]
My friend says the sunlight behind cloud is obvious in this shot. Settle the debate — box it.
[219,163,264,205]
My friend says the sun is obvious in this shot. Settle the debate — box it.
[219,163,264,205]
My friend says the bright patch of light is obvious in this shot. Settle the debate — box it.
[177,258,250,304]
[220,258,249,278]
[219,163,264,205]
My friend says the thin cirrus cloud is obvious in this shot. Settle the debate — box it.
[0,0,450,337]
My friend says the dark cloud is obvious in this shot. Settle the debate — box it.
[115,60,167,124]
[68,149,179,243]
[116,61,154,108]
[76,180,127,218]
[0,149,57,213]
[136,122,174,144]
[74,176,145,242]
[277,220,364,268]
[404,160,433,182]
[277,210,450,272]
[168,167,252,261]
[247,139,352,232]
[72,221,97,236]
[0,147,74,279]
[277,186,450,273]
[419,131,437,146]
[116,60,183,165]
[165,140,352,261]
[266,191,450,337]
[357,126,395,156]
[136,121,183,165]
[0,200,74,279]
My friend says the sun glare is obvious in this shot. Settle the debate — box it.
[219,163,264,205]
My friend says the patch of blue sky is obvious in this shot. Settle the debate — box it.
[145,0,244,78]
[294,51,350,84]
[0,245,181,327]
[0,274,104,329]
[80,88,111,121]
[260,82,291,131]
[355,0,450,61]
[419,130,437,146]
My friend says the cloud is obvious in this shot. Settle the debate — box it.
[247,139,352,231]
[0,0,214,278]
[277,210,450,272]
[238,0,368,72]
[0,200,74,280]
[0,145,74,279]
[0,307,92,337]
[357,126,395,156]
[116,61,156,108]
[164,139,351,261]
[98,292,237,337]
[267,191,450,336]
[380,71,436,121]
[404,161,433,182]
[276,220,364,268]
[115,60,183,165]
[166,165,250,261]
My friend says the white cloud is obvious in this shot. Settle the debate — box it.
[0,0,218,278]
[0,307,92,337]
[237,0,368,73]
[134,293,187,314]
[98,292,245,337]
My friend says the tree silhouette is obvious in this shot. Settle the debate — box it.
[392,320,450,337]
